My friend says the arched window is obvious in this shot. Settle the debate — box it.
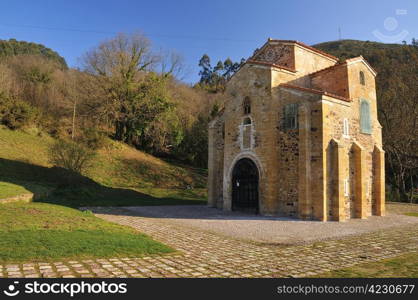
[360,99,371,134]
[243,117,251,125]
[243,97,251,115]
[359,71,365,85]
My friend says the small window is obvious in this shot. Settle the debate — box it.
[343,118,350,138]
[360,99,372,134]
[344,178,349,196]
[283,103,298,130]
[242,118,252,149]
[359,71,365,85]
[243,97,251,115]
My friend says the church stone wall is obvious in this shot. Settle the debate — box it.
[207,40,385,221]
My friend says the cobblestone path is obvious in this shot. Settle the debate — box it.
[1,207,417,278]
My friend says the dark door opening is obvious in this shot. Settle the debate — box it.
[232,158,259,213]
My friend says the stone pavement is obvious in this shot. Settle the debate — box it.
[1,205,417,278]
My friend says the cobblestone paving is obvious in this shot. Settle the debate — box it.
[1,207,417,278]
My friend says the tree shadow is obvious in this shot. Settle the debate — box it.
[0,158,206,208]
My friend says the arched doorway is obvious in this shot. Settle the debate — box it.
[232,158,259,213]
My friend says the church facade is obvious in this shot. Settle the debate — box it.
[208,39,385,221]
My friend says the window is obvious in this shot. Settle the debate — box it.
[243,97,251,115]
[344,178,349,196]
[359,71,365,85]
[283,103,298,130]
[360,99,372,134]
[242,118,252,149]
[343,118,350,138]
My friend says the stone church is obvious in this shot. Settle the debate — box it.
[208,39,385,221]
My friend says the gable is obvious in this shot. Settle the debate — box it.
[251,43,295,70]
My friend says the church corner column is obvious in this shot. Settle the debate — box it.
[330,139,346,221]
[373,145,386,216]
[352,141,367,219]
[207,121,217,207]
[297,104,312,219]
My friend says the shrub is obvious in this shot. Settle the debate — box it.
[78,128,108,150]
[0,97,38,129]
[48,139,95,175]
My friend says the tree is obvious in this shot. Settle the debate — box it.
[82,32,159,142]
[197,55,244,93]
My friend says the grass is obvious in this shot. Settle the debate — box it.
[0,202,174,263]
[0,181,51,200]
[405,212,418,217]
[0,125,207,207]
[314,252,418,278]
[0,182,31,199]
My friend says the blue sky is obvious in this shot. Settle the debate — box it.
[0,0,417,83]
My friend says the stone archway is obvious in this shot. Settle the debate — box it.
[231,158,259,213]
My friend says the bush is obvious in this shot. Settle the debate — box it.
[78,128,108,150]
[0,97,38,129]
[48,139,95,175]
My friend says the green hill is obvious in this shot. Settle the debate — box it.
[0,126,207,207]
[314,40,418,202]
[0,38,67,69]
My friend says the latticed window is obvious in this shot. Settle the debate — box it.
[360,99,372,134]
[283,103,298,130]
[359,71,365,85]
[243,97,251,115]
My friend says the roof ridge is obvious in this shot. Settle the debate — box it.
[268,39,339,61]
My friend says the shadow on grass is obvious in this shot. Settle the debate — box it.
[0,158,206,208]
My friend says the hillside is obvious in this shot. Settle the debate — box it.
[0,38,67,69]
[314,39,418,202]
[0,126,207,206]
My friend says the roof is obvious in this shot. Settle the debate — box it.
[345,56,377,76]
[280,83,351,102]
[266,39,339,61]
[309,56,377,77]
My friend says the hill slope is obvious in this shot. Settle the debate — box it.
[0,126,207,206]
[0,38,67,69]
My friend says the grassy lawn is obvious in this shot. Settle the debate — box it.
[0,126,207,207]
[0,182,31,199]
[315,252,418,278]
[405,212,418,217]
[40,185,207,208]
[0,181,51,200]
[0,202,174,263]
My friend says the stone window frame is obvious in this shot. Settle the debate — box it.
[360,98,372,135]
[241,116,253,150]
[243,96,251,115]
[359,71,365,86]
[344,178,350,196]
[283,103,298,130]
[343,118,350,138]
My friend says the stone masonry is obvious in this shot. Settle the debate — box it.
[208,39,385,221]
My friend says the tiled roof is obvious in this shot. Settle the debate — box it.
[267,39,339,61]
[345,56,377,75]
[280,83,351,102]
[309,62,345,77]
[309,56,378,77]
